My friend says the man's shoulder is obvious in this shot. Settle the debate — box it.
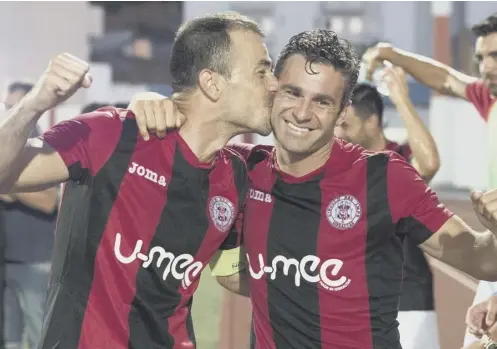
[466,80,496,120]
[385,140,412,161]
[334,138,388,167]
[42,106,126,140]
[71,106,127,124]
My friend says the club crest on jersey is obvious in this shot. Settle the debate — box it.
[326,195,362,230]
[209,196,235,232]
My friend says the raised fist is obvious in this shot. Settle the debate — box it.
[25,53,92,113]
[362,42,394,81]
[382,65,410,106]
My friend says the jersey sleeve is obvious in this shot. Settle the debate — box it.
[40,107,124,182]
[387,153,453,245]
[465,81,495,122]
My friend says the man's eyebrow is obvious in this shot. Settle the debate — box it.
[257,59,273,68]
[314,93,337,105]
[279,84,301,93]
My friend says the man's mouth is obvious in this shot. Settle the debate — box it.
[286,120,310,134]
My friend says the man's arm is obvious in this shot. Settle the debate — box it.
[0,111,69,194]
[388,154,497,281]
[216,269,251,297]
[364,43,477,100]
[420,216,497,281]
[11,187,58,214]
[0,53,91,194]
[210,246,250,297]
[210,205,251,297]
[384,66,440,180]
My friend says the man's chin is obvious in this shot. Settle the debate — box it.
[254,128,273,137]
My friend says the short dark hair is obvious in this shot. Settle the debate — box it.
[274,29,360,108]
[471,13,497,37]
[8,82,33,95]
[114,102,129,109]
[81,103,108,114]
[169,11,264,93]
[350,83,384,125]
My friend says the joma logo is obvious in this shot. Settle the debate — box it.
[128,162,167,187]
[249,189,272,203]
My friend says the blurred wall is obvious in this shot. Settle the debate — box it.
[0,2,94,104]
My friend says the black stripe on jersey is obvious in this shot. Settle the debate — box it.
[250,315,256,349]
[231,154,248,212]
[128,144,211,349]
[184,298,195,343]
[41,119,138,349]
[267,174,323,349]
[365,154,402,349]
[220,155,248,249]
[398,237,434,311]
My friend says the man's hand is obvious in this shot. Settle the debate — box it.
[127,94,185,141]
[382,66,410,106]
[471,190,497,233]
[362,42,394,81]
[466,295,497,338]
[23,53,92,114]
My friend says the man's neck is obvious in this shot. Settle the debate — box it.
[275,140,333,178]
[368,133,388,152]
[177,101,236,163]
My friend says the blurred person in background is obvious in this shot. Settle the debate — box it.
[114,102,129,109]
[0,82,58,349]
[363,13,497,189]
[335,72,441,349]
[362,13,497,342]
[80,102,108,114]
[80,103,128,114]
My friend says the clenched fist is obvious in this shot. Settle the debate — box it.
[471,189,497,233]
[381,65,410,106]
[362,42,394,81]
[24,53,92,113]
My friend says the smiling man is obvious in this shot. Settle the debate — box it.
[131,29,497,349]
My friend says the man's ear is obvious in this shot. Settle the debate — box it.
[198,69,227,102]
[337,101,351,126]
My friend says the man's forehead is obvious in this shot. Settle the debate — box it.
[279,56,345,94]
[475,33,497,54]
[230,30,267,55]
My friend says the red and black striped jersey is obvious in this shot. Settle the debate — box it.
[385,140,435,312]
[39,107,247,349]
[231,138,452,349]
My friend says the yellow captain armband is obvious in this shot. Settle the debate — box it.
[209,246,246,277]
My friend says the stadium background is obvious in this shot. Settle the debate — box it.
[0,2,494,348]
